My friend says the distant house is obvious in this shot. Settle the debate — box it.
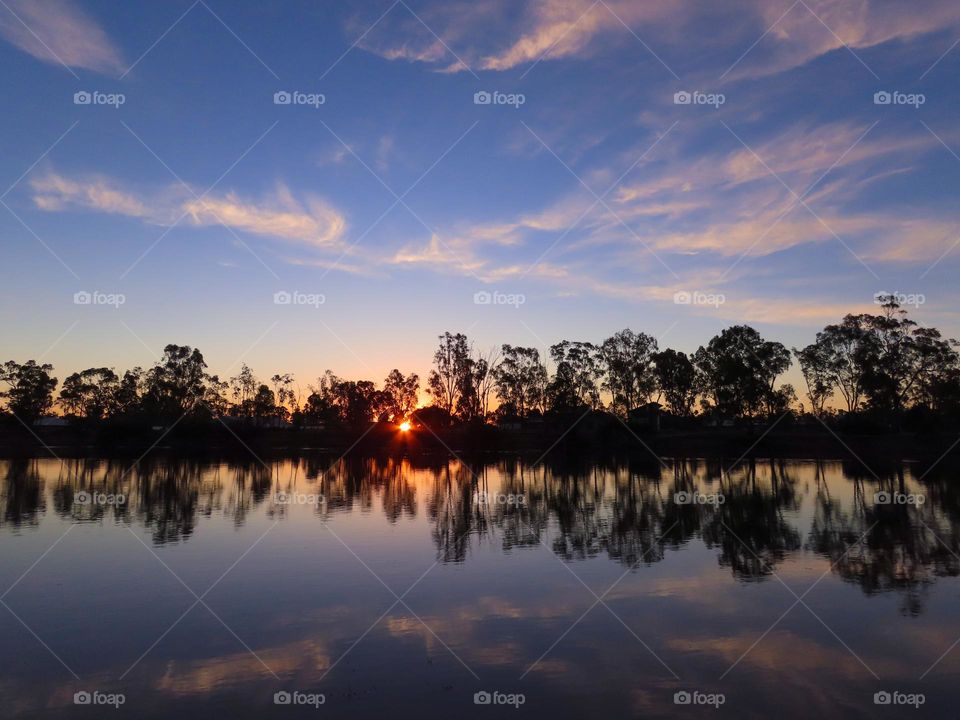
[254,417,291,429]
[575,410,617,440]
[706,417,735,428]
[221,415,291,429]
[628,402,661,432]
[33,417,70,427]
[411,406,452,430]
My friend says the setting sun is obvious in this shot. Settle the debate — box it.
[399,421,411,432]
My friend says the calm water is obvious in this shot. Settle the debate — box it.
[1,454,958,718]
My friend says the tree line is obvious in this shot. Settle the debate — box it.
[1,296,958,428]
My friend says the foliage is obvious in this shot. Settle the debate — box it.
[0,360,58,421]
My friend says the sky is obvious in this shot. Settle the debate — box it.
[1,0,959,395]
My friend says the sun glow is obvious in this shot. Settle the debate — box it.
[399,421,411,432]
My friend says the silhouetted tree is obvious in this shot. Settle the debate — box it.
[652,349,696,415]
[383,369,419,421]
[547,341,601,411]
[59,367,118,419]
[800,314,876,412]
[793,343,832,415]
[112,368,144,417]
[270,373,297,418]
[494,345,547,417]
[252,384,277,419]
[204,375,230,417]
[229,364,259,416]
[599,329,658,416]
[325,375,385,426]
[427,332,471,417]
[862,296,958,414]
[141,345,208,419]
[693,326,790,417]
[0,360,58,421]
[472,348,500,419]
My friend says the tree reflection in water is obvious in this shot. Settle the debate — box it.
[2,455,958,613]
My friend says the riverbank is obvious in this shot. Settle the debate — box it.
[2,420,958,463]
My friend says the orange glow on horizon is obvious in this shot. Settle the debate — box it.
[399,421,411,432]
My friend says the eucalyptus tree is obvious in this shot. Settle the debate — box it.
[427,332,472,417]
[693,326,790,417]
[652,349,697,416]
[494,345,547,417]
[547,341,602,411]
[599,329,658,416]
[383,369,420,421]
[0,360,58,421]
[59,367,119,419]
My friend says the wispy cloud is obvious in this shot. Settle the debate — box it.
[30,172,348,250]
[383,116,957,314]
[0,0,125,75]
[548,121,944,260]
[183,186,347,249]
[358,0,960,76]
[728,0,960,81]
[31,172,148,216]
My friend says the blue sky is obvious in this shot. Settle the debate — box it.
[1,0,959,392]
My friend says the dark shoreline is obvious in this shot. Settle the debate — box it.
[4,422,959,464]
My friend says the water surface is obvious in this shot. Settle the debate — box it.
[1,454,958,718]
